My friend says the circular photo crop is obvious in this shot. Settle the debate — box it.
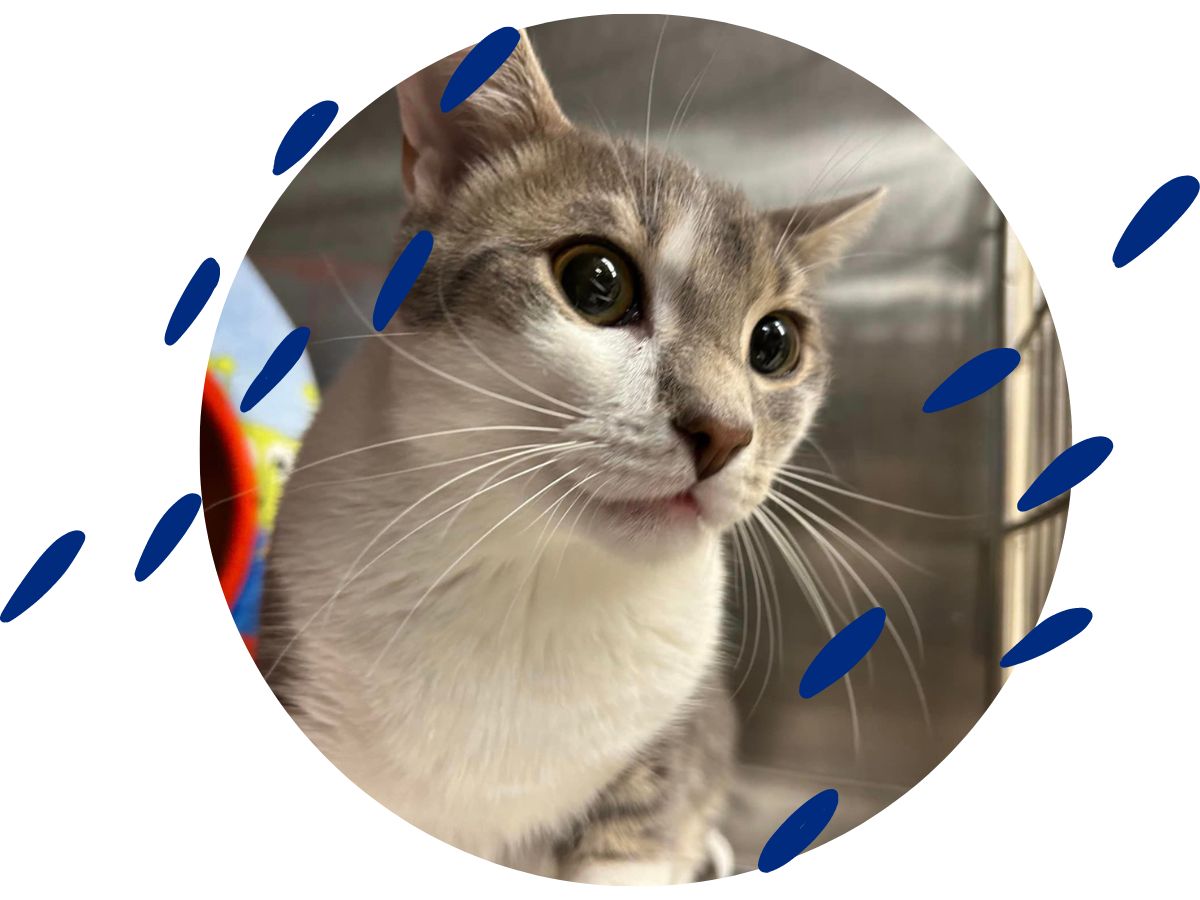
[198,14,1069,884]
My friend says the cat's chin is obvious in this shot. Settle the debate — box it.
[580,490,716,559]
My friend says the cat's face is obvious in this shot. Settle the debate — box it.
[388,32,882,556]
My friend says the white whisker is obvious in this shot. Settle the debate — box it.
[767,491,931,730]
[753,506,861,757]
[366,464,587,676]
[774,472,935,575]
[204,424,564,513]
[642,16,668,213]
[323,254,578,422]
[779,467,973,520]
[434,267,588,417]
[771,488,925,659]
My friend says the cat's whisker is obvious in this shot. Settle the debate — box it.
[665,50,717,150]
[204,424,565,513]
[382,329,578,422]
[743,515,785,670]
[791,505,876,685]
[433,267,589,418]
[500,471,603,635]
[728,524,752,674]
[739,520,778,721]
[764,506,854,631]
[771,132,857,260]
[774,473,935,576]
[774,132,888,260]
[554,474,616,576]
[323,254,578,422]
[772,494,921,662]
[780,466,973,520]
[767,490,931,731]
[798,437,841,481]
[539,476,595,554]
[781,462,845,482]
[642,16,669,216]
[653,48,716,215]
[263,449,587,679]
[310,331,417,345]
[793,131,889,250]
[366,464,588,677]
[438,447,560,541]
[291,441,560,495]
[752,506,861,757]
[770,487,924,661]
[583,99,639,203]
[340,442,595,597]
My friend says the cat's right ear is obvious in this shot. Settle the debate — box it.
[395,30,569,207]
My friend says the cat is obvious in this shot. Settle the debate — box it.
[257,28,882,885]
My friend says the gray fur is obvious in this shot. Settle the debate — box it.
[257,28,881,884]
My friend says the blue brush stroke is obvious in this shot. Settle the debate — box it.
[758,788,839,873]
[1018,436,1113,512]
[923,347,1020,413]
[800,607,886,699]
[241,327,311,413]
[440,27,521,113]
[1001,607,1092,667]
[373,231,434,330]
[164,258,220,346]
[1113,175,1198,268]
[2,531,86,623]
[135,493,202,582]
[273,100,339,176]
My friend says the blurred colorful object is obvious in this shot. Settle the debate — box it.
[200,260,318,657]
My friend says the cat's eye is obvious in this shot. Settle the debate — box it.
[749,313,804,377]
[552,242,639,326]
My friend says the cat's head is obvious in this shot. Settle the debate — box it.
[388,31,882,556]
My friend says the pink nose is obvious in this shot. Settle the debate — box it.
[674,414,753,480]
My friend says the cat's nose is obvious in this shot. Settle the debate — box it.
[674,413,753,480]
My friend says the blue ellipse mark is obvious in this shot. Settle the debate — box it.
[758,788,839,873]
[1001,607,1093,667]
[135,493,203,582]
[923,347,1020,413]
[240,327,311,413]
[164,258,220,346]
[1113,175,1198,268]
[799,607,886,699]
[2,531,86,623]
[1017,436,1113,512]
[273,100,339,176]
[373,231,434,330]
[440,27,521,113]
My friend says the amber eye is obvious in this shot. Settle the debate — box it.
[552,242,639,326]
[749,313,804,376]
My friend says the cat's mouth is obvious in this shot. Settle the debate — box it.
[607,490,701,519]
[589,487,706,535]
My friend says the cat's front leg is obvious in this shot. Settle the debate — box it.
[557,688,737,885]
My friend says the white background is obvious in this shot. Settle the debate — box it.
[1,1,1197,896]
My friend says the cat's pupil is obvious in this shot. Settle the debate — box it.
[749,315,799,375]
[561,251,621,317]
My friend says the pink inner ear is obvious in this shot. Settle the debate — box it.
[395,47,477,205]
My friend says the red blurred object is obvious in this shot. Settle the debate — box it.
[199,371,258,608]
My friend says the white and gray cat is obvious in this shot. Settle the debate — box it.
[258,29,882,885]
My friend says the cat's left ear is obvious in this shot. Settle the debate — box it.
[770,187,886,276]
[395,29,569,207]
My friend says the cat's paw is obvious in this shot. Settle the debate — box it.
[566,859,679,886]
[705,828,736,879]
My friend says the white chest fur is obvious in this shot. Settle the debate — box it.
[285,518,726,862]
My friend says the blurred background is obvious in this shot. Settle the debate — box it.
[242,14,1070,873]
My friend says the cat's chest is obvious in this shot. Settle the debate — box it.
[337,538,726,852]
